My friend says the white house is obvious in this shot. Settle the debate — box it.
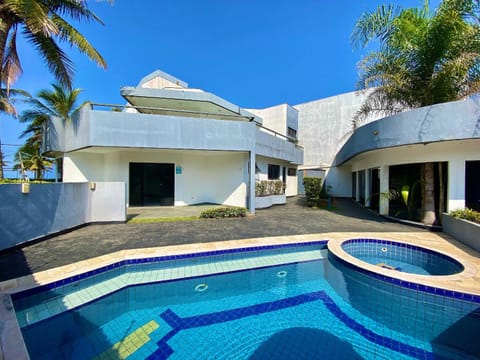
[44,69,479,222]
[44,70,303,214]
[295,91,480,223]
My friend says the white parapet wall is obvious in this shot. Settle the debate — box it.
[0,182,126,251]
[255,195,287,209]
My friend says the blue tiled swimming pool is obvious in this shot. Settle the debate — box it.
[341,239,464,275]
[12,242,480,359]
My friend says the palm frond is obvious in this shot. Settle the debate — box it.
[24,30,74,89]
[52,14,107,69]
[4,0,58,35]
[2,27,23,90]
[351,4,401,49]
[47,0,106,25]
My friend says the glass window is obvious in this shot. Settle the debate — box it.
[268,164,280,180]
[287,127,297,139]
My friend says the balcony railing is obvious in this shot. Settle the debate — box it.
[83,102,303,148]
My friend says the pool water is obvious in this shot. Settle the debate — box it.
[13,244,480,359]
[341,239,464,275]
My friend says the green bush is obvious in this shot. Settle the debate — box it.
[255,180,285,197]
[200,207,247,219]
[0,179,53,184]
[255,181,267,196]
[449,208,480,224]
[303,177,322,207]
[273,180,285,195]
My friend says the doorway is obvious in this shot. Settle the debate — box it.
[370,168,380,212]
[129,163,174,206]
[466,161,480,211]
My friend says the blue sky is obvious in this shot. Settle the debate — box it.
[1,0,439,176]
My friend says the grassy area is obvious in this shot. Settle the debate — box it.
[127,216,199,224]
[309,199,339,211]
[311,205,339,211]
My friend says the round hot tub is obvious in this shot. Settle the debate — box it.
[341,239,464,276]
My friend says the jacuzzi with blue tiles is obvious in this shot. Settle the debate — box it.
[11,241,480,359]
[341,238,464,275]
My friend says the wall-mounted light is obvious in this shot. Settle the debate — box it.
[21,182,30,194]
[373,130,379,136]
[89,182,96,191]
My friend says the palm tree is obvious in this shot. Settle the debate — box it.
[0,0,107,93]
[14,142,53,180]
[351,0,480,224]
[0,139,7,180]
[19,83,85,180]
[0,0,108,180]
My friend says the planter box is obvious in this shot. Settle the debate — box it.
[442,213,480,252]
[255,194,286,209]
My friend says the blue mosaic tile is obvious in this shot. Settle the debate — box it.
[13,241,327,299]
[149,290,436,360]
[331,243,480,305]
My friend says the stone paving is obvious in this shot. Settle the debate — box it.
[0,197,423,281]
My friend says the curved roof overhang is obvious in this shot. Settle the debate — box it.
[333,97,480,167]
[120,86,260,122]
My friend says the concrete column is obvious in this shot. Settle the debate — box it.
[365,169,371,207]
[248,151,256,214]
[379,165,389,215]
[355,171,360,202]
[448,160,465,211]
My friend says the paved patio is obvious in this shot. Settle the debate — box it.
[0,197,424,281]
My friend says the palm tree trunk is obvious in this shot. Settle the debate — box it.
[422,162,436,225]
[0,140,4,180]
[438,163,445,224]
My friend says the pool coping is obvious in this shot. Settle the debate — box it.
[1,231,479,360]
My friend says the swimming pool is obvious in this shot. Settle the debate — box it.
[341,238,464,275]
[11,241,480,359]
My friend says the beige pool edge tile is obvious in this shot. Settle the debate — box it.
[1,232,479,295]
[327,232,480,296]
[0,293,29,360]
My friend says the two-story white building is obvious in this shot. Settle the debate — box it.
[44,70,303,214]
[44,69,480,222]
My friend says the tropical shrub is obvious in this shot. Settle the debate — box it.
[303,177,322,207]
[200,207,247,219]
[255,180,285,197]
[449,208,480,225]
[0,179,52,184]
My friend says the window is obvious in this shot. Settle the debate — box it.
[288,168,296,176]
[268,164,280,180]
[287,127,297,139]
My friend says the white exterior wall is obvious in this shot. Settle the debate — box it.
[63,149,248,208]
[63,153,105,182]
[0,182,125,250]
[346,140,478,171]
[341,139,479,211]
[255,156,298,196]
[248,105,287,136]
[324,166,352,197]
[285,169,298,197]
[295,91,378,168]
